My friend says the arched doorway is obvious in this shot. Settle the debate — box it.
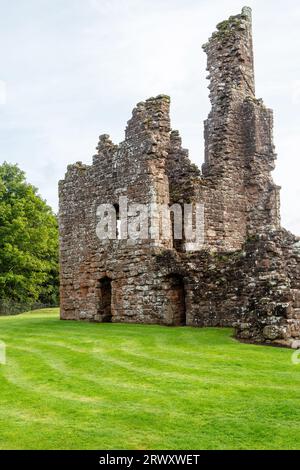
[98,276,112,322]
[164,274,186,326]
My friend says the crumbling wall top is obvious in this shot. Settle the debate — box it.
[203,6,255,104]
[125,95,171,142]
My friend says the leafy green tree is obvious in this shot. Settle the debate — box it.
[0,162,59,305]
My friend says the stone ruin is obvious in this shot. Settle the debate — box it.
[59,7,300,347]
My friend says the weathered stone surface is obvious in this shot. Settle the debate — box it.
[263,325,281,341]
[58,7,300,347]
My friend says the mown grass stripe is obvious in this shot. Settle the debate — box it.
[0,308,299,450]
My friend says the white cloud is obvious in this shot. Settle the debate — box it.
[0,0,299,235]
[292,80,300,104]
[0,80,7,105]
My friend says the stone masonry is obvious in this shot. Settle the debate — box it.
[59,7,300,347]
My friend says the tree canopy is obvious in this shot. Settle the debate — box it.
[0,162,59,305]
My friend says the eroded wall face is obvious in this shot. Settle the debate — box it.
[59,8,300,346]
[59,96,177,323]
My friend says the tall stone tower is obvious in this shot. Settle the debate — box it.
[202,7,280,246]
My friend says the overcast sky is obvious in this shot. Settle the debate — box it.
[0,0,299,234]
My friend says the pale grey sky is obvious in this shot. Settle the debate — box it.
[0,0,299,234]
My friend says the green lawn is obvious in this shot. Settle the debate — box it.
[0,309,299,450]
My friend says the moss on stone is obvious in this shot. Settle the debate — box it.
[214,15,243,40]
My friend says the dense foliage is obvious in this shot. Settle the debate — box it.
[0,162,59,306]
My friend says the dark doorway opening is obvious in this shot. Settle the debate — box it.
[165,274,186,326]
[99,276,112,322]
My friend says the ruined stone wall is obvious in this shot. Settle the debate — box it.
[59,7,300,347]
[59,95,177,323]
